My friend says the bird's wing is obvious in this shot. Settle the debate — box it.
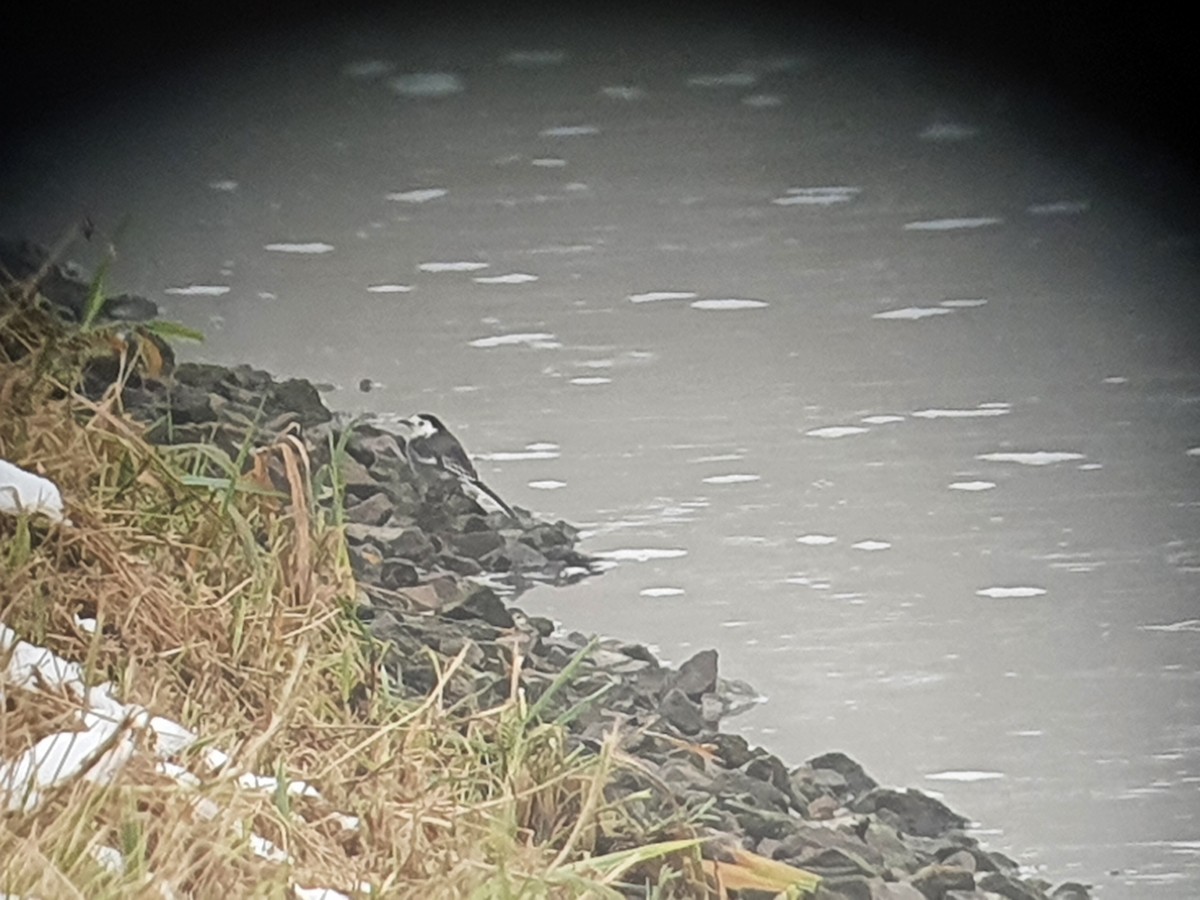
[434,435,479,482]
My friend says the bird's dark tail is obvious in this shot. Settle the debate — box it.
[470,478,518,522]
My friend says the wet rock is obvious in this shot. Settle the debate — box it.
[671,648,718,697]
[818,874,875,900]
[851,788,969,839]
[101,292,158,322]
[710,733,755,769]
[444,586,514,629]
[658,688,705,735]
[870,884,927,900]
[976,872,1048,900]
[1050,884,1092,900]
[808,795,842,820]
[809,752,880,798]
[909,864,974,899]
[346,492,395,526]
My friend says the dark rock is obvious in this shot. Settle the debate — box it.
[851,788,969,839]
[449,530,506,560]
[745,752,793,798]
[526,616,555,638]
[379,559,419,590]
[710,733,755,769]
[869,884,927,900]
[658,688,705,735]
[270,378,331,426]
[101,292,158,322]
[977,872,1048,900]
[817,874,875,900]
[808,752,879,798]
[909,864,974,900]
[808,795,841,819]
[444,586,514,629]
[346,493,395,526]
[792,845,880,879]
[1050,884,1092,900]
[711,769,791,813]
[671,648,718,698]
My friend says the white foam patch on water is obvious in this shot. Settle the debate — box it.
[569,377,611,385]
[593,548,688,562]
[772,186,861,206]
[468,332,560,349]
[1140,619,1200,633]
[264,242,334,254]
[343,59,394,79]
[600,86,646,101]
[852,540,892,551]
[862,414,905,424]
[389,73,464,97]
[949,481,997,491]
[690,453,746,463]
[1027,200,1090,216]
[540,125,600,137]
[531,157,567,167]
[690,298,768,310]
[1009,729,1044,737]
[912,407,1011,418]
[976,586,1048,598]
[720,619,751,628]
[419,261,489,272]
[366,284,414,293]
[526,442,559,451]
[797,534,838,545]
[641,587,685,597]
[939,298,988,308]
[925,770,1004,782]
[386,188,447,203]
[502,49,567,66]
[806,426,869,438]
[903,217,1004,231]
[873,306,954,320]
[742,93,784,107]
[1187,447,1200,457]
[207,179,239,192]
[476,449,560,461]
[474,273,538,284]
[164,285,230,296]
[528,480,566,490]
[629,290,697,303]
[978,451,1085,466]
[702,473,761,484]
[688,72,758,88]
[919,122,980,141]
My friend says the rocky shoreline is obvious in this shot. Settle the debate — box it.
[3,238,1091,900]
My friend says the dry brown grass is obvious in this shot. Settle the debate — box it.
[0,282,726,898]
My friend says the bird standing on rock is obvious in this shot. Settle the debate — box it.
[395,413,518,521]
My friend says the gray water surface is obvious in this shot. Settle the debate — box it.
[4,16,1199,897]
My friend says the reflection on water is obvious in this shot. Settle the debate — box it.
[2,13,1199,897]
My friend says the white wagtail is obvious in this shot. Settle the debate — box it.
[396,413,518,520]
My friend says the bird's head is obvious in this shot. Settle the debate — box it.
[398,413,445,439]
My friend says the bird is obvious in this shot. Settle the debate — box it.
[395,413,518,521]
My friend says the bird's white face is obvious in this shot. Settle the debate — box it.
[399,414,438,439]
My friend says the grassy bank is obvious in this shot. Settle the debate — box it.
[0,269,819,897]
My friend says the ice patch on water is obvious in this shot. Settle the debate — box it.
[629,290,697,303]
[976,586,1048,598]
[690,298,768,310]
[641,587,685,597]
[977,451,1085,466]
[1027,200,1089,216]
[919,122,980,141]
[502,49,568,67]
[806,426,869,438]
[796,534,837,545]
[164,285,230,296]
[949,481,996,491]
[688,72,758,88]
[852,540,891,551]
[1140,619,1200,633]
[742,93,784,108]
[702,474,761,484]
[531,157,567,167]
[939,298,988,308]
[873,306,954,320]
[528,480,566,490]
[474,273,538,284]
[862,414,905,424]
[419,261,489,272]
[264,242,334,254]
[366,284,414,293]
[386,188,447,203]
[912,407,1010,418]
[207,179,239,192]
[468,332,560,349]
[389,73,464,97]
[569,377,611,385]
[600,86,646,101]
[925,770,1004,782]
[593,548,688,562]
[343,59,394,79]
[772,186,861,206]
[540,125,600,137]
[904,217,1004,231]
